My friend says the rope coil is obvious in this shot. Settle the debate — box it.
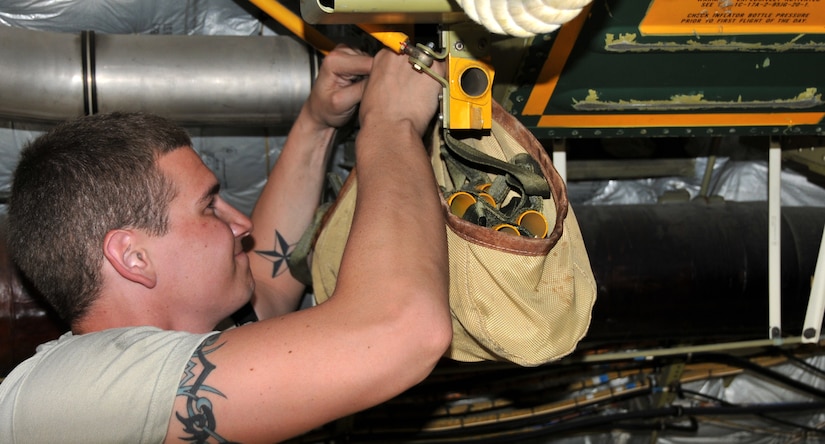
[456,0,591,37]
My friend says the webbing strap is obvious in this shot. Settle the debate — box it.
[441,129,552,237]
[286,171,344,286]
[286,200,331,287]
[443,130,551,198]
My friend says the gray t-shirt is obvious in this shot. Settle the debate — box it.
[0,326,217,443]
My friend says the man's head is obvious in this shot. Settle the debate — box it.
[8,112,191,324]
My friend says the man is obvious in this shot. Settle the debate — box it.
[0,46,452,443]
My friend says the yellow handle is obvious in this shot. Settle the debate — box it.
[357,24,411,53]
[247,0,336,54]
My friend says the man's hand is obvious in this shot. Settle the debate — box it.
[304,45,373,130]
[359,48,445,138]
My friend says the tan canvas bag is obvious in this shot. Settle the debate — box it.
[307,101,597,367]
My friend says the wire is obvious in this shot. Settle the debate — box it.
[679,388,825,435]
[775,347,825,379]
[286,351,825,443]
[693,353,825,400]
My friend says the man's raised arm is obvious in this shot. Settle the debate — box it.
[165,49,451,443]
[248,46,372,319]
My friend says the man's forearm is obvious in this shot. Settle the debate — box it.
[248,105,338,319]
[337,119,450,326]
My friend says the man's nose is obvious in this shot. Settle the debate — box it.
[224,204,253,238]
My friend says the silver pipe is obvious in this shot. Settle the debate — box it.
[0,25,84,121]
[0,25,315,125]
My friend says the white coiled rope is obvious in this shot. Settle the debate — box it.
[456,0,591,37]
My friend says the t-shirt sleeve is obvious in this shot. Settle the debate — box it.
[0,327,218,444]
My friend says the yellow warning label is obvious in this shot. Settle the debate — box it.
[640,0,825,35]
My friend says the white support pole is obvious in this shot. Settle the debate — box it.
[768,139,782,340]
[552,138,567,183]
[802,226,825,343]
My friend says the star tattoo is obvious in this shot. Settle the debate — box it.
[255,230,294,278]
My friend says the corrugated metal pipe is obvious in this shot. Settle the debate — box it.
[0,25,316,125]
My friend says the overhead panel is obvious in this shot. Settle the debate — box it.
[503,0,825,138]
[300,0,467,25]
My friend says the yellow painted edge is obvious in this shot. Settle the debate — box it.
[522,4,592,116]
[536,112,825,128]
[639,23,825,36]
[249,0,336,54]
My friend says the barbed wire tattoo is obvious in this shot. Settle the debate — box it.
[176,334,236,443]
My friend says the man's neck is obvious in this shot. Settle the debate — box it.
[71,296,165,335]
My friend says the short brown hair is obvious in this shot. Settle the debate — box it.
[8,112,192,324]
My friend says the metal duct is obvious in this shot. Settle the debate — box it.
[0,25,315,125]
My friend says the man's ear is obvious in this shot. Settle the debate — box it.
[103,229,157,289]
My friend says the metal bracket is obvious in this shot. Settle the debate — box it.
[654,362,686,408]
[440,23,494,130]
[402,41,448,88]
[768,137,782,341]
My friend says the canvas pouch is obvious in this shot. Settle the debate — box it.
[305,100,597,367]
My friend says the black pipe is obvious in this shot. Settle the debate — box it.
[4,202,824,375]
[575,202,825,344]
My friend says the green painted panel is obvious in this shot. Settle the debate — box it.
[499,0,825,138]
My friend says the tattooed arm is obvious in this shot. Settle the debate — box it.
[247,46,372,319]
[164,49,450,443]
[167,335,234,444]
